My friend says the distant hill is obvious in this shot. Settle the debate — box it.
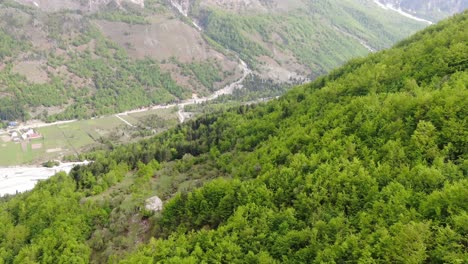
[0,0,445,122]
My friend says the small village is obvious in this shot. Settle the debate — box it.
[4,122,42,143]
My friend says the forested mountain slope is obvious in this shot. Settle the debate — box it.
[0,10,467,263]
[170,0,428,79]
[0,0,431,122]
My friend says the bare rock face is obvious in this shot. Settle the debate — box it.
[145,196,163,212]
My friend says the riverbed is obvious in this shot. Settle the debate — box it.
[0,161,89,196]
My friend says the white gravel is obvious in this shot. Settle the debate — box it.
[0,161,89,196]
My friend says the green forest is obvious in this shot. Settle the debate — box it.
[0,11,467,263]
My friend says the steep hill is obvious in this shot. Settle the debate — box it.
[0,11,466,263]
[0,0,432,122]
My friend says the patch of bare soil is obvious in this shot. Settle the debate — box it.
[256,50,310,82]
[93,17,232,62]
[12,60,49,84]
[30,105,67,118]
[94,14,242,93]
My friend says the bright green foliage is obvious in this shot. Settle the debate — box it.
[118,12,468,262]
[0,173,106,263]
[0,11,467,263]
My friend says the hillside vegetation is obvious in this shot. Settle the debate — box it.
[0,11,467,263]
[0,0,430,122]
[0,0,234,122]
[194,0,426,76]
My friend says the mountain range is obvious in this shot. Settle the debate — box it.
[1,0,456,122]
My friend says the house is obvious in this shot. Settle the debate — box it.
[23,128,42,139]
[29,133,42,139]
[25,129,34,136]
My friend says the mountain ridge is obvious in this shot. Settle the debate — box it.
[0,0,432,123]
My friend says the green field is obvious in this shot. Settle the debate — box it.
[0,110,180,166]
[0,116,122,166]
[0,141,35,165]
[127,107,178,119]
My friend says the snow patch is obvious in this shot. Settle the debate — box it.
[373,0,433,25]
